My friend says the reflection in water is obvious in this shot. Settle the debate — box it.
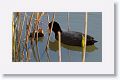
[29,37,44,42]
[28,31,98,62]
[38,37,44,42]
[49,40,97,52]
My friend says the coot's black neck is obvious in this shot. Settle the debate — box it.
[49,21,63,36]
[51,21,62,36]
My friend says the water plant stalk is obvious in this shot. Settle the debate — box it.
[82,12,88,62]
[44,13,55,62]
[58,31,61,62]
[67,12,70,31]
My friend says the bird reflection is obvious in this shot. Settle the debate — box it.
[38,37,44,42]
[29,37,44,42]
[49,40,98,52]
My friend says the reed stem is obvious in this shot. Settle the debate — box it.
[58,31,61,62]
[43,13,55,62]
[47,13,50,23]
[25,12,34,61]
[82,12,88,62]
[67,12,70,31]
[17,12,22,61]
[67,12,71,61]
[12,13,15,61]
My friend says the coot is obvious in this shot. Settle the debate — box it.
[48,21,97,46]
[29,28,44,38]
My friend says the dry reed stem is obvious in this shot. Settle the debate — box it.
[27,12,35,61]
[14,13,19,61]
[16,12,22,61]
[31,12,44,62]
[35,12,44,62]
[82,12,88,62]
[25,13,34,61]
[68,50,71,61]
[12,13,15,61]
[35,12,40,45]
[34,13,43,40]
[16,12,27,61]
[50,13,55,34]
[67,12,71,61]
[30,13,35,46]
[31,45,38,62]
[26,48,30,62]
[58,31,61,62]
[44,13,55,62]
[47,13,50,23]
[67,12,70,31]
[21,50,24,61]
[20,12,27,61]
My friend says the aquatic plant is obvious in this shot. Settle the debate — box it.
[43,13,55,61]
[67,12,70,31]
[82,12,88,62]
[58,31,61,62]
[12,13,15,61]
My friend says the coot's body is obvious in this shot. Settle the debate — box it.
[55,31,96,46]
[29,32,44,38]
[48,21,97,46]
[29,28,44,38]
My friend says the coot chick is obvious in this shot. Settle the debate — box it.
[48,21,98,46]
[29,28,44,38]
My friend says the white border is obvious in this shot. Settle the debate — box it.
[0,0,114,74]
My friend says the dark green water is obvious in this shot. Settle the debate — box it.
[18,12,102,62]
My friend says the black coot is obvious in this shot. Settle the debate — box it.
[48,21,97,46]
[29,28,44,38]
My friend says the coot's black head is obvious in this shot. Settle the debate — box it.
[48,21,62,35]
[87,39,98,45]
[85,35,98,45]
